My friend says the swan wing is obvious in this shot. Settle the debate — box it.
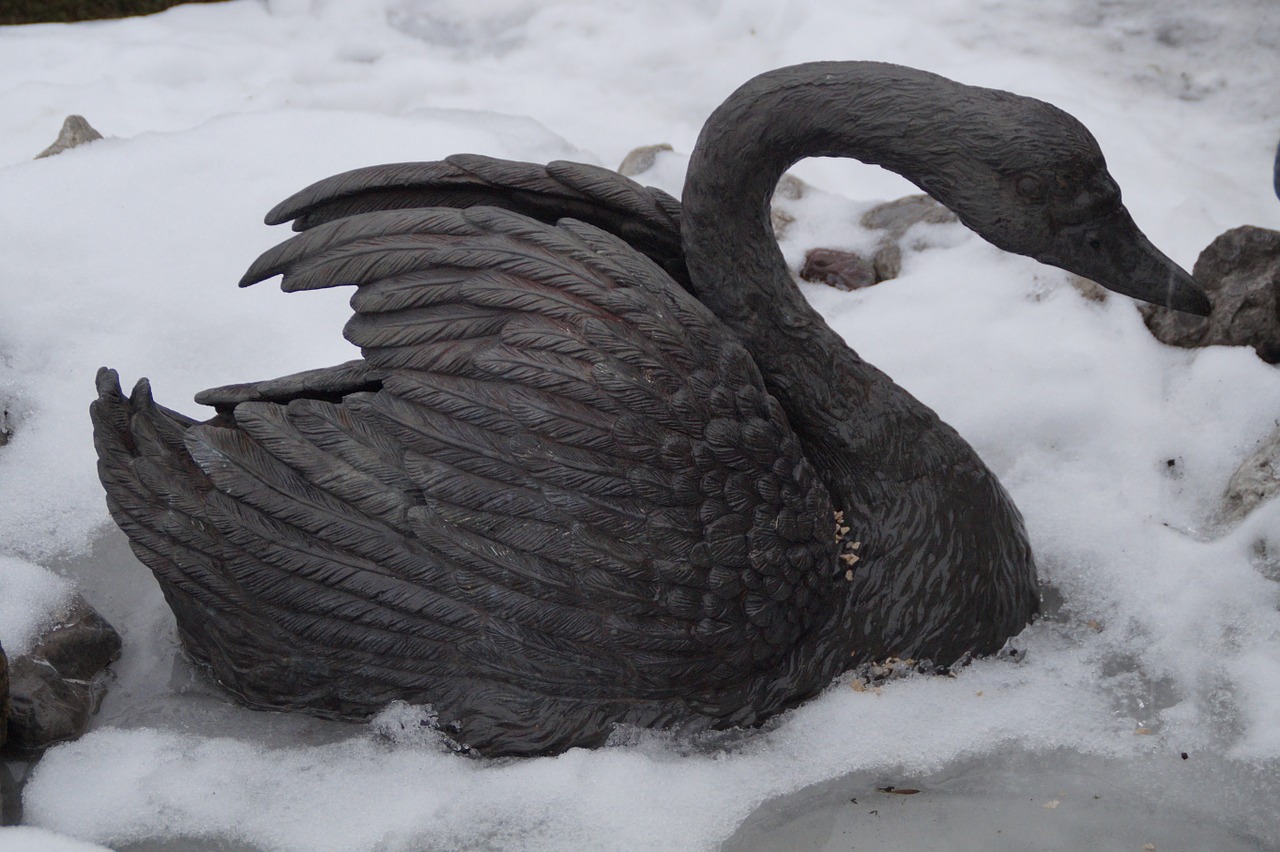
[258,154,689,287]
[193,359,383,413]
[95,206,839,754]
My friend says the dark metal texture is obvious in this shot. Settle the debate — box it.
[92,61,1206,756]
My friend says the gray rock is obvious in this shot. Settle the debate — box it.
[800,248,876,290]
[860,192,957,237]
[769,173,810,240]
[616,144,810,241]
[1,595,120,757]
[1140,226,1280,363]
[774,172,807,201]
[800,194,958,290]
[862,195,957,281]
[3,657,99,756]
[617,143,672,178]
[869,241,903,283]
[1216,421,1280,528]
[1068,275,1110,304]
[33,595,122,681]
[35,115,103,159]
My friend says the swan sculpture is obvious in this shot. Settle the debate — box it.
[92,62,1209,757]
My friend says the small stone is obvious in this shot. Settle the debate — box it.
[35,115,104,159]
[774,172,807,201]
[1068,275,1109,304]
[4,657,99,756]
[616,143,673,178]
[771,208,796,240]
[769,173,810,240]
[860,193,956,237]
[801,248,876,290]
[33,595,122,680]
[1140,226,1280,363]
[1217,422,1280,527]
[1,595,120,757]
[871,242,903,282]
[857,194,957,284]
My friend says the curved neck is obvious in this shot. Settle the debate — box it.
[680,62,975,504]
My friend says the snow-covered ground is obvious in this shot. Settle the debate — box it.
[2,0,1280,849]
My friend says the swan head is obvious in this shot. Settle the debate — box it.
[908,90,1211,316]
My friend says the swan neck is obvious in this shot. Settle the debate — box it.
[679,63,961,498]
[681,62,957,325]
[678,62,1040,663]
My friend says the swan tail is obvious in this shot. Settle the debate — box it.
[256,154,689,288]
[91,367,240,612]
[92,367,495,718]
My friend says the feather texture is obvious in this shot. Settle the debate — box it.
[94,203,843,755]
[91,61,1115,755]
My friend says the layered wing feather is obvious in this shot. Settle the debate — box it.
[255,154,690,288]
[94,205,841,755]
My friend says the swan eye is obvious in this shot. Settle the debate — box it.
[1015,174,1045,199]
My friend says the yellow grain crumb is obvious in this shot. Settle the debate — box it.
[1134,727,1152,735]
[844,568,854,581]
[1042,800,1060,810]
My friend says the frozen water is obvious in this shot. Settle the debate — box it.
[2,0,1280,849]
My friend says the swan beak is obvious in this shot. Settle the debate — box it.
[1042,207,1211,316]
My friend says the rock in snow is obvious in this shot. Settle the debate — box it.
[34,116,102,160]
[1142,225,1280,363]
[800,194,958,290]
[2,596,120,757]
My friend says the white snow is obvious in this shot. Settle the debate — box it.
[2,0,1279,849]
[0,557,74,658]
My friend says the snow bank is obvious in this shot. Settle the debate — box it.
[0,557,74,658]
[2,0,1279,849]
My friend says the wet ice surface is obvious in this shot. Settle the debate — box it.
[2,0,1280,849]
[725,751,1271,851]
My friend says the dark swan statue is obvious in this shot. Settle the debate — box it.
[92,62,1209,757]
